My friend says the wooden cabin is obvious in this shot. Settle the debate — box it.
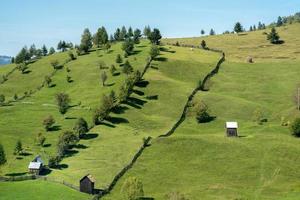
[225,122,238,137]
[80,174,96,194]
[28,155,43,175]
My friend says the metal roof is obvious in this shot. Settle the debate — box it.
[226,122,238,128]
[28,162,42,169]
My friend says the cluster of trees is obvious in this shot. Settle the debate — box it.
[93,91,118,124]
[199,29,215,36]
[272,13,300,27]
[57,41,73,52]
[14,44,56,64]
[249,22,266,32]
[113,26,142,44]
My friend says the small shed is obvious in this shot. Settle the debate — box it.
[225,122,238,137]
[80,174,96,194]
[28,155,44,175]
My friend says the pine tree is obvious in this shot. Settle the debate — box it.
[148,28,162,45]
[49,47,56,55]
[0,144,6,166]
[42,45,48,56]
[14,140,23,155]
[122,60,133,75]
[234,22,243,33]
[249,26,253,31]
[80,28,93,53]
[267,27,281,44]
[114,28,121,41]
[128,27,133,37]
[209,29,216,35]
[201,29,205,35]
[120,26,127,40]
[277,16,283,27]
[133,29,142,44]
[201,40,207,49]
[143,25,151,38]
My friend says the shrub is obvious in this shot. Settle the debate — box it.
[57,131,79,157]
[122,38,134,56]
[73,118,89,138]
[55,93,70,114]
[122,60,133,75]
[43,115,55,131]
[267,27,281,44]
[50,60,60,69]
[149,45,160,59]
[201,40,207,49]
[0,94,5,105]
[35,133,46,146]
[195,101,211,123]
[48,156,60,168]
[0,144,6,166]
[66,75,72,83]
[110,64,117,76]
[17,63,28,74]
[116,54,123,64]
[98,61,107,70]
[290,118,300,137]
[252,109,267,125]
[13,94,18,101]
[45,75,52,87]
[68,51,76,60]
[14,140,23,155]
[121,177,144,200]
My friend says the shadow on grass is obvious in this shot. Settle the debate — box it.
[160,47,176,53]
[20,152,33,156]
[151,66,159,70]
[106,116,129,124]
[133,89,145,96]
[113,72,121,76]
[40,168,52,176]
[52,164,69,170]
[106,82,115,87]
[154,57,168,62]
[73,144,88,149]
[49,84,56,88]
[5,172,27,177]
[111,105,129,114]
[100,121,116,128]
[49,125,61,132]
[81,133,99,140]
[146,95,158,100]
[43,144,51,148]
[198,116,217,123]
[128,97,147,106]
[135,80,149,88]
[65,149,79,157]
[22,70,32,74]
[131,50,142,55]
[65,116,77,120]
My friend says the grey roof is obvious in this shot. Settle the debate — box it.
[226,122,238,128]
[32,155,43,164]
[28,162,42,169]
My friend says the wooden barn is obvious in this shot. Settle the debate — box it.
[80,174,96,194]
[28,155,44,175]
[225,122,238,137]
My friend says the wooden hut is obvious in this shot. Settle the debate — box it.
[225,122,238,137]
[28,155,44,175]
[80,174,96,194]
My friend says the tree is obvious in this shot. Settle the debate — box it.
[93,26,108,47]
[43,115,55,131]
[0,94,5,105]
[128,27,133,37]
[93,93,116,124]
[123,60,133,75]
[103,43,111,53]
[50,59,60,69]
[200,40,207,49]
[48,156,60,168]
[14,140,23,155]
[100,71,108,86]
[121,177,144,200]
[252,109,267,125]
[73,118,89,138]
[209,29,216,35]
[116,54,123,64]
[45,75,52,87]
[148,28,162,45]
[253,25,257,31]
[195,101,211,123]
[234,22,243,33]
[143,25,151,38]
[290,118,300,137]
[277,16,283,27]
[17,63,28,74]
[29,44,37,57]
[35,133,46,146]
[114,28,121,41]
[0,144,6,166]
[120,26,127,40]
[249,26,253,32]
[201,29,205,35]
[110,64,117,76]
[267,27,281,44]
[80,28,93,53]
[15,47,30,64]
[122,38,134,56]
[149,45,160,59]
[49,47,56,55]
[133,29,142,44]
[258,22,263,30]
[55,93,70,114]
[42,45,48,56]
[57,131,79,157]
[57,40,68,52]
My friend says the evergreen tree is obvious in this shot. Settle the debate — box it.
[148,28,162,45]
[29,44,37,57]
[258,22,263,30]
[122,60,133,75]
[15,47,30,64]
[234,22,243,33]
[0,144,6,166]
[114,28,121,41]
[267,27,281,44]
[93,26,108,47]
[149,45,160,59]
[209,29,216,35]
[277,16,283,27]
[49,47,56,55]
[80,28,93,53]
[201,29,205,35]
[249,26,253,31]
[120,26,127,40]
[116,54,123,64]
[143,25,151,38]
[128,27,133,37]
[201,40,207,49]
[14,140,23,155]
[42,45,48,56]
[253,25,257,31]
[133,29,142,44]
[122,38,134,55]
[57,40,68,52]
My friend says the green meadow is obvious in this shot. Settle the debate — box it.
[1,23,300,200]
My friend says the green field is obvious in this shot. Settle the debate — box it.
[1,23,300,200]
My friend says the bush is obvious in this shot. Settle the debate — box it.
[55,93,70,114]
[121,177,144,200]
[57,131,79,158]
[110,64,117,76]
[43,115,55,131]
[35,133,46,146]
[116,54,123,64]
[0,144,6,166]
[45,75,52,87]
[73,118,89,138]
[14,140,23,155]
[195,101,211,123]
[0,94,5,105]
[50,60,60,69]
[48,156,60,168]
[98,61,107,70]
[68,51,76,60]
[252,109,267,125]
[290,118,300,137]
[17,63,28,74]
[122,60,133,75]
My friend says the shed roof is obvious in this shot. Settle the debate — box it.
[32,155,43,164]
[28,162,42,169]
[80,174,96,183]
[226,122,238,128]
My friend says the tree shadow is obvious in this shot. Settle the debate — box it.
[40,168,52,176]
[137,45,147,48]
[133,89,145,96]
[100,121,116,128]
[43,144,51,148]
[106,116,129,124]
[146,95,158,100]
[81,133,99,140]
[49,84,56,88]
[124,101,142,109]
[135,80,149,88]
[65,116,77,120]
[49,125,61,132]
[22,70,32,74]
[111,105,129,114]
[160,47,176,53]
[16,157,23,160]
[128,97,147,106]
[20,152,33,156]
[154,57,168,62]
[73,144,88,149]
[150,66,159,70]
[113,72,121,76]
[131,50,142,55]
[106,82,115,87]
[198,116,217,123]
[107,50,114,54]
[65,149,79,157]
[52,163,69,170]
[5,172,27,177]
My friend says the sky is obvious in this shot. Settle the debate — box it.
[0,0,299,56]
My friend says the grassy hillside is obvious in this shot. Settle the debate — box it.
[104,24,300,199]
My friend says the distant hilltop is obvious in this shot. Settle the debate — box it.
[0,55,11,65]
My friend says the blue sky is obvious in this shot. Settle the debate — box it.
[0,0,299,56]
